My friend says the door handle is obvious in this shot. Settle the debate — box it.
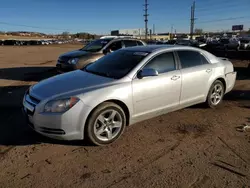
[171,75,180,80]
[206,69,212,73]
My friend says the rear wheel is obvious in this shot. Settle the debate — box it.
[85,102,126,146]
[206,80,225,108]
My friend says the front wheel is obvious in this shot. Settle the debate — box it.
[85,102,126,146]
[206,80,225,108]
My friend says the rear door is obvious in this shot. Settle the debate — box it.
[123,40,138,48]
[108,41,123,51]
[176,50,213,105]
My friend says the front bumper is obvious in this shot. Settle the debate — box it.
[56,62,76,73]
[22,97,92,141]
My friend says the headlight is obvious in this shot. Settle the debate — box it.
[68,58,79,64]
[44,97,80,113]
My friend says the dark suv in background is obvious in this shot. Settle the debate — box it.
[56,37,146,72]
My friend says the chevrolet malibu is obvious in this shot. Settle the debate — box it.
[23,45,236,145]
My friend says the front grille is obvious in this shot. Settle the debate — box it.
[58,60,66,64]
[29,95,40,104]
[26,108,34,116]
[58,57,69,64]
[25,94,40,106]
[24,92,40,116]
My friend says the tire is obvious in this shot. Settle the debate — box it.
[85,102,126,146]
[206,80,225,108]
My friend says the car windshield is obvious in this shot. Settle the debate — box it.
[84,50,149,79]
[81,39,112,52]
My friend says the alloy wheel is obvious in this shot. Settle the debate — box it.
[93,109,123,142]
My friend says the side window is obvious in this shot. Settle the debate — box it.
[200,54,210,64]
[136,41,144,46]
[123,40,138,47]
[108,41,122,51]
[143,52,176,74]
[177,51,203,69]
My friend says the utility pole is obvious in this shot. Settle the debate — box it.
[143,0,149,40]
[170,24,173,39]
[190,1,195,39]
[153,24,155,35]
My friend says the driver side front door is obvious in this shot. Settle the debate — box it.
[132,51,182,121]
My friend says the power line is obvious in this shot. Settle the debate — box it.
[196,16,250,24]
[196,0,242,10]
[196,4,249,13]
[0,21,69,31]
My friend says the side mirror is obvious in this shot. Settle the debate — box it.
[137,68,158,79]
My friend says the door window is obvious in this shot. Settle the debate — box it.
[136,41,144,46]
[200,54,210,64]
[123,40,138,47]
[143,52,176,74]
[177,50,208,69]
[108,41,123,51]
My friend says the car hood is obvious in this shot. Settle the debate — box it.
[59,50,96,59]
[30,70,115,100]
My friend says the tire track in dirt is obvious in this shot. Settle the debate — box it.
[106,135,185,188]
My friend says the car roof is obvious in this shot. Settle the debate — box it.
[120,45,199,53]
[111,38,143,42]
[121,45,220,64]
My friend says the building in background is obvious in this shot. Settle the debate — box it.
[111,29,145,37]
[110,28,205,40]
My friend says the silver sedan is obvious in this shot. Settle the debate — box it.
[23,45,237,145]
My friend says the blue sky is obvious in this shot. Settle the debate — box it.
[0,0,249,34]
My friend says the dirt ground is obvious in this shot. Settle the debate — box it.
[0,45,250,188]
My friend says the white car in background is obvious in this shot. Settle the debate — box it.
[23,45,237,146]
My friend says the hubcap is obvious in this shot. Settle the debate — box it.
[94,109,123,141]
[210,84,223,105]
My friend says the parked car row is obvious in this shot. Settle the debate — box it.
[0,39,73,46]
[147,36,250,51]
[22,36,237,146]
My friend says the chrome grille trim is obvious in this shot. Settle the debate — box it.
[26,94,39,106]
